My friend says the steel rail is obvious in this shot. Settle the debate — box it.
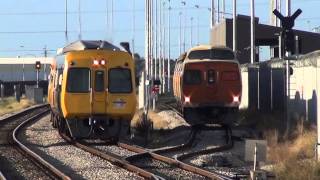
[12,105,71,180]
[60,133,161,180]
[119,142,232,180]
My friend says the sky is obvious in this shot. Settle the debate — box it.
[0,0,319,60]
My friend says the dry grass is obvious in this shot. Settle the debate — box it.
[0,97,34,116]
[240,109,320,179]
[131,109,170,130]
[270,132,320,180]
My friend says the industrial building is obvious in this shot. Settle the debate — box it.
[210,15,320,64]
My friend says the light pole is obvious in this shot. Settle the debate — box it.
[181,1,186,52]
[190,17,193,48]
[162,1,166,94]
[233,0,237,52]
[167,3,171,93]
[65,0,68,43]
[78,0,82,40]
[195,5,200,45]
[179,11,182,54]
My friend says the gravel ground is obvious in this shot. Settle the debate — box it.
[19,115,143,180]
[132,157,208,180]
[149,108,253,178]
[93,144,137,158]
[0,107,52,179]
[0,147,52,179]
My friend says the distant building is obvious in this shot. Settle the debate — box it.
[210,15,320,64]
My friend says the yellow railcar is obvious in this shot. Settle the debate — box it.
[48,40,137,139]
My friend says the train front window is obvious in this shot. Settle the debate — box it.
[66,68,90,93]
[188,49,235,60]
[108,68,132,93]
[183,70,201,85]
[95,71,104,92]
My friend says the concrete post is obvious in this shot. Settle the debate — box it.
[316,59,320,161]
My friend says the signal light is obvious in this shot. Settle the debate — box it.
[233,96,240,103]
[93,60,99,65]
[35,61,41,70]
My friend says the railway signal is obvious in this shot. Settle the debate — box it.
[35,61,41,88]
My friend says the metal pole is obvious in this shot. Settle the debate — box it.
[317,55,320,161]
[179,12,182,54]
[190,17,193,48]
[111,0,114,43]
[37,70,39,88]
[233,0,237,52]
[286,0,291,16]
[195,5,200,45]
[222,0,225,20]
[250,0,255,64]
[159,0,162,94]
[65,0,68,43]
[144,0,149,114]
[162,1,166,94]
[217,0,220,23]
[168,4,171,93]
[182,1,186,52]
[132,0,135,57]
[211,0,215,28]
[277,0,281,26]
[78,0,82,40]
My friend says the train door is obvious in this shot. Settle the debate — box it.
[91,69,106,114]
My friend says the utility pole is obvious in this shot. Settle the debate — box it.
[111,0,114,43]
[132,0,135,57]
[78,0,82,40]
[167,4,171,93]
[222,0,225,20]
[162,1,166,94]
[179,11,182,54]
[190,17,193,48]
[65,0,68,44]
[181,1,186,52]
[217,0,220,23]
[233,0,237,52]
[250,0,255,64]
[195,5,200,45]
[211,0,215,28]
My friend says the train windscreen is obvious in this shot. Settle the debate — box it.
[95,71,105,92]
[67,68,90,93]
[183,70,202,85]
[188,49,235,60]
[108,68,132,93]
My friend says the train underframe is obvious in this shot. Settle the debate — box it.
[181,105,239,126]
[51,111,128,141]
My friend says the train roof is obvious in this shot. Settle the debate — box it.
[188,45,233,52]
[59,40,121,54]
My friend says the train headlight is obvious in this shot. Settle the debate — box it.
[185,96,190,103]
[233,96,239,103]
[100,59,106,65]
[93,59,99,66]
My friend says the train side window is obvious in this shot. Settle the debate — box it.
[95,71,104,92]
[66,68,90,93]
[183,70,201,85]
[108,68,132,93]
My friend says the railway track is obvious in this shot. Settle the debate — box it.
[0,104,70,180]
[61,130,231,179]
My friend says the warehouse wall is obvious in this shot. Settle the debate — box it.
[240,51,320,124]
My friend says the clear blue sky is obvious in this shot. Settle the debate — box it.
[0,0,319,60]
